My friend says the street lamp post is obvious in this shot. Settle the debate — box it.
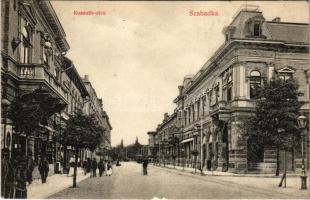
[297,115,307,190]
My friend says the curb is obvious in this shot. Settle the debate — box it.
[151,164,301,178]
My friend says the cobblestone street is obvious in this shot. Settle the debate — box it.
[48,162,310,199]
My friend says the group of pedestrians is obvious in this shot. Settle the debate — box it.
[1,148,51,199]
[82,158,113,177]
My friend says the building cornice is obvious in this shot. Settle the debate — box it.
[63,57,89,98]
[182,39,309,96]
[102,111,113,130]
[37,0,69,52]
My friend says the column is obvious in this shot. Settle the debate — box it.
[228,121,248,173]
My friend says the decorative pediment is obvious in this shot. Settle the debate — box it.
[247,15,265,23]
[19,1,37,26]
[276,66,296,74]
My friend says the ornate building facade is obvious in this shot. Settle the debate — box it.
[1,0,75,167]
[148,6,310,173]
[1,0,112,174]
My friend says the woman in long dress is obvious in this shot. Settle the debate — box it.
[106,161,112,176]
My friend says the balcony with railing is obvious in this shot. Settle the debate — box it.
[19,64,67,102]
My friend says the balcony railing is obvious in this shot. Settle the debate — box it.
[20,65,35,78]
[19,64,66,101]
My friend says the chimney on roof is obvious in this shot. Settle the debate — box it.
[164,113,169,121]
[272,17,281,22]
[183,75,193,86]
[98,98,103,106]
[84,75,89,81]
[178,85,183,95]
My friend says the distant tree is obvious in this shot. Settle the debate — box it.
[57,111,105,187]
[241,78,302,176]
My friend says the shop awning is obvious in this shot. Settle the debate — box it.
[181,138,194,143]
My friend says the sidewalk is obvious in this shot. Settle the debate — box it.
[27,167,90,199]
[158,163,302,177]
[151,164,310,199]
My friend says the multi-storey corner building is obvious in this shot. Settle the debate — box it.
[1,0,112,173]
[149,5,310,174]
[3,0,62,162]
[1,0,91,172]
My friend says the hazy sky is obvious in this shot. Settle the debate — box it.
[51,1,309,146]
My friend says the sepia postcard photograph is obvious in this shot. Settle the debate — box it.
[1,0,310,199]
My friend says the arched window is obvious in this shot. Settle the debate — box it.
[226,74,233,101]
[250,70,261,99]
[253,23,261,36]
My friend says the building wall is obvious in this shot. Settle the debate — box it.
[155,113,177,160]
[82,76,112,158]
[171,7,309,173]
[1,0,92,176]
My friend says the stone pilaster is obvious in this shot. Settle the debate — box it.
[227,121,248,173]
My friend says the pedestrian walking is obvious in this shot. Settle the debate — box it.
[91,158,98,177]
[98,159,105,177]
[106,161,112,176]
[82,160,87,175]
[86,158,91,173]
[38,157,49,183]
[68,156,75,176]
[1,148,14,198]
[14,155,28,198]
[26,152,34,185]
[142,157,149,175]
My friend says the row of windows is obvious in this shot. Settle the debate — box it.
[181,70,293,126]
[249,70,261,99]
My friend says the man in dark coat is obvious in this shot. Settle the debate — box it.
[38,157,49,183]
[14,155,28,198]
[82,160,88,175]
[91,158,98,177]
[98,159,105,177]
[1,148,14,198]
[86,158,91,173]
[142,158,149,175]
